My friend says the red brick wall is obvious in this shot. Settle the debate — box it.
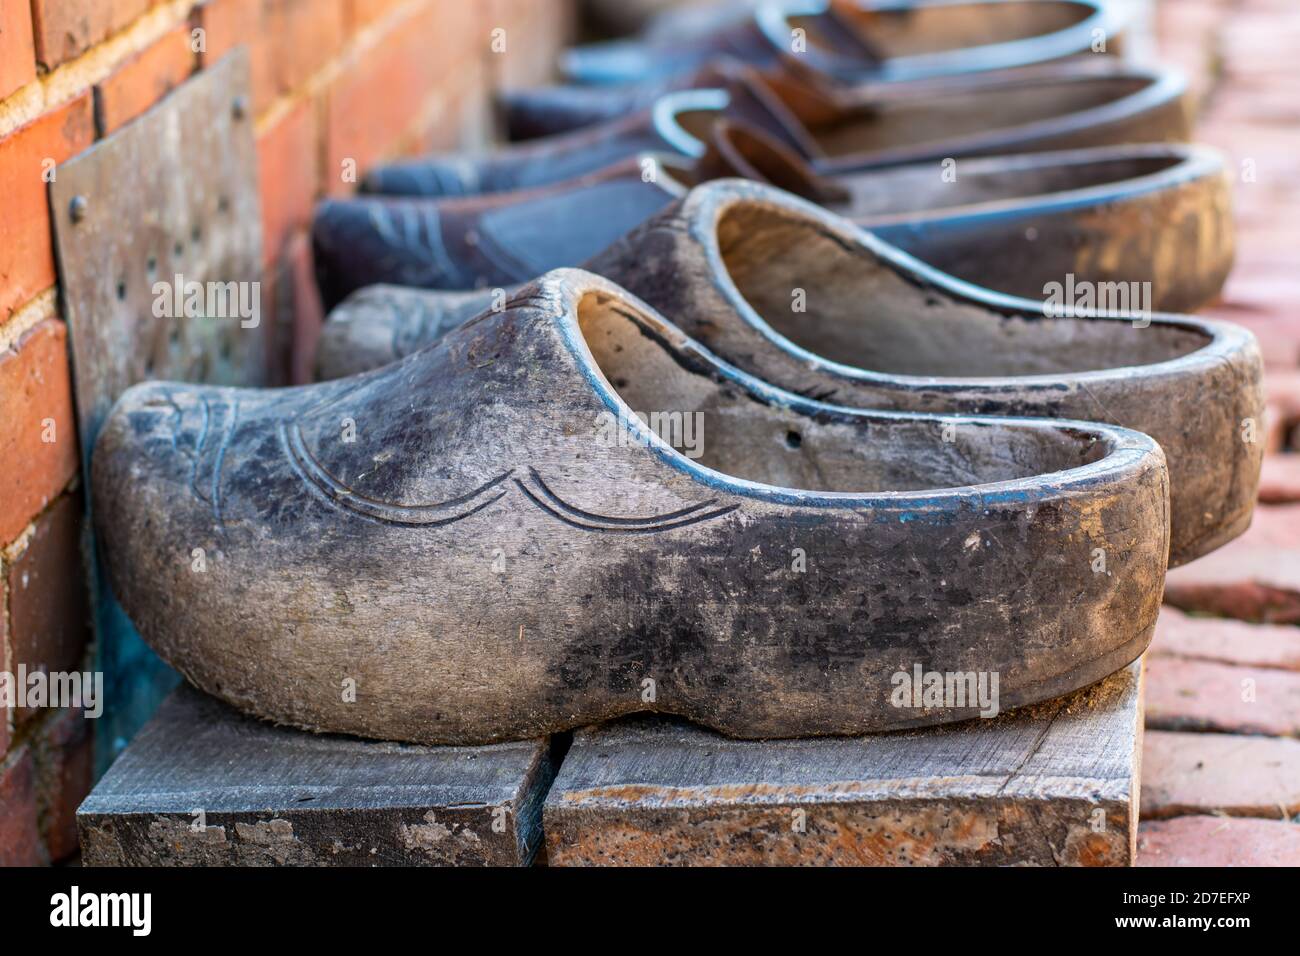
[0,0,573,865]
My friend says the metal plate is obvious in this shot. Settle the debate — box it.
[50,49,266,771]
[52,48,265,442]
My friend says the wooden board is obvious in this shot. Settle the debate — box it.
[77,687,555,866]
[544,661,1143,866]
[48,50,267,771]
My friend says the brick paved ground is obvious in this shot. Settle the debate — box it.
[1140,0,1300,865]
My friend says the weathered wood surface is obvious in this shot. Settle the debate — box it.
[544,661,1143,866]
[77,686,555,866]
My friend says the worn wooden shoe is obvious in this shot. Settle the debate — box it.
[316,182,1262,566]
[317,134,1230,312]
[697,121,1234,312]
[562,0,1112,86]
[93,269,1169,745]
[362,62,1187,198]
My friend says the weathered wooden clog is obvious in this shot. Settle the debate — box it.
[315,136,1232,312]
[316,182,1263,566]
[562,0,1111,86]
[93,268,1169,745]
[699,121,1234,311]
[805,62,1189,173]
[362,62,1187,198]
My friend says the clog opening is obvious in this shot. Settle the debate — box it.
[576,289,1110,493]
[804,1,1094,59]
[674,108,726,147]
[715,202,1212,377]
[811,75,1154,156]
[844,152,1187,219]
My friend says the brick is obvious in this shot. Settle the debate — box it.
[0,0,36,100]
[324,2,479,193]
[1232,152,1300,190]
[0,94,97,321]
[31,708,95,862]
[1260,453,1300,503]
[6,493,92,726]
[1225,237,1300,282]
[1220,14,1300,82]
[1141,730,1300,819]
[30,0,151,69]
[1145,656,1300,737]
[1211,81,1300,126]
[200,0,275,114]
[489,0,570,90]
[201,0,345,115]
[95,26,197,135]
[257,97,317,264]
[1152,606,1300,671]
[0,321,80,546]
[1138,815,1300,866]
[1163,505,1300,623]
[0,748,46,865]
[266,0,346,95]
[345,0,405,30]
[408,59,491,154]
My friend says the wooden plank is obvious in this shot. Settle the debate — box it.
[77,686,554,866]
[544,661,1143,866]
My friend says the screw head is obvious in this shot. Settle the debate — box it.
[69,195,88,223]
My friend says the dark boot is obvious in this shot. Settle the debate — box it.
[316,181,1263,567]
[313,155,689,309]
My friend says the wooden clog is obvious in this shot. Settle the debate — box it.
[699,121,1234,311]
[93,269,1168,745]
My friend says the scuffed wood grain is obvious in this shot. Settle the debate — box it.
[77,686,555,866]
[544,661,1143,866]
